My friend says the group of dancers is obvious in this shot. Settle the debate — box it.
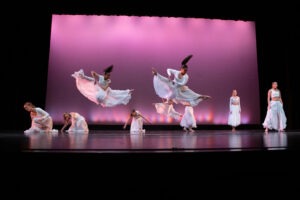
[23,55,287,134]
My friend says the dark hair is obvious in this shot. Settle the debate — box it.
[181,65,188,69]
[24,102,35,107]
[104,65,113,75]
[130,109,136,116]
[181,54,193,69]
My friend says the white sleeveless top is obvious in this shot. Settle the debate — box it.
[271,89,280,98]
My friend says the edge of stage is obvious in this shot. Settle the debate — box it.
[1,127,300,195]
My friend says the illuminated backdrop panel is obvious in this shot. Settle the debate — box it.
[46,15,260,125]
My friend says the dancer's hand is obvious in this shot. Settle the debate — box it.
[152,68,157,75]
[123,125,126,129]
[203,95,212,100]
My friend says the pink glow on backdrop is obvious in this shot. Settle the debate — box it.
[46,15,260,125]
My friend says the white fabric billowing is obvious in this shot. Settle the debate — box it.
[228,96,241,127]
[24,108,53,134]
[153,68,203,107]
[130,111,145,134]
[180,106,197,128]
[72,69,132,107]
[67,112,89,133]
[263,101,287,130]
[153,73,176,100]
[154,103,182,120]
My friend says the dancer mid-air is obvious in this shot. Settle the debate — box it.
[72,65,133,107]
[153,98,182,120]
[152,54,211,107]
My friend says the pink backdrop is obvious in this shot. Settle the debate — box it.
[46,15,260,125]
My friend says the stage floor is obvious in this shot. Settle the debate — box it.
[1,129,299,152]
[2,129,300,196]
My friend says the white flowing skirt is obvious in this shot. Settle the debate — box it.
[180,106,197,128]
[24,116,54,134]
[228,105,241,127]
[154,103,182,120]
[72,69,132,107]
[68,116,89,133]
[153,73,202,107]
[263,101,287,130]
[130,117,145,134]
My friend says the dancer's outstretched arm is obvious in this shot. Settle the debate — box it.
[139,114,151,124]
[123,116,132,129]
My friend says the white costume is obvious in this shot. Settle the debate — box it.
[24,108,53,134]
[180,106,197,129]
[130,111,145,134]
[154,102,182,120]
[228,96,241,127]
[153,69,203,107]
[67,112,89,133]
[72,69,132,107]
[263,89,287,131]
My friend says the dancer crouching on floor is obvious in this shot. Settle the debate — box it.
[123,109,151,134]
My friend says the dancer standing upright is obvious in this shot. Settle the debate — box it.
[263,82,287,132]
[228,89,241,132]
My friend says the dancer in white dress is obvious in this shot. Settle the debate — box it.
[72,65,133,107]
[61,112,89,133]
[24,102,54,134]
[228,89,241,131]
[153,98,182,120]
[152,55,211,106]
[263,82,287,132]
[180,103,197,133]
[123,110,150,134]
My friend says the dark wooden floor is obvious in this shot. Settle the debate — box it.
[1,129,298,152]
[1,129,300,196]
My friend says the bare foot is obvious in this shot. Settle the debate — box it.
[265,128,268,133]
[189,128,195,133]
[232,127,236,132]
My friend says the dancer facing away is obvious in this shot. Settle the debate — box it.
[180,103,197,133]
[123,109,151,134]
[72,65,133,107]
[153,98,182,120]
[228,89,241,132]
[61,112,89,133]
[23,102,53,134]
[152,54,211,107]
[263,81,287,133]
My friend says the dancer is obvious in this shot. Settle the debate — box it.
[153,98,182,120]
[228,89,241,131]
[61,112,89,133]
[72,65,133,107]
[123,109,150,134]
[180,103,197,133]
[23,102,53,134]
[152,54,211,106]
[263,81,287,132]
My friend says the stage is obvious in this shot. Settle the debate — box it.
[1,129,300,196]
[0,129,297,153]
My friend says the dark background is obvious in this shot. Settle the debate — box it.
[3,0,299,131]
[1,1,300,196]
